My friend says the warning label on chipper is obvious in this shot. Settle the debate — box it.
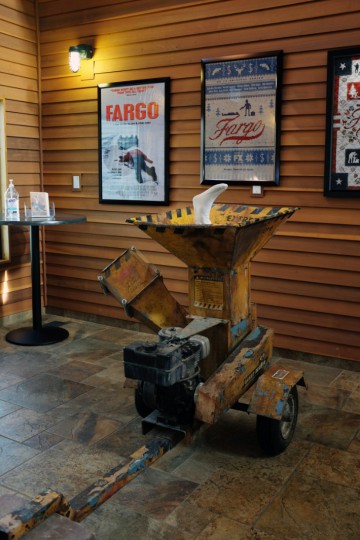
[193,277,224,310]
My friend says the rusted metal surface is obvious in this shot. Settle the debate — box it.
[99,200,302,432]
[98,247,188,332]
[65,431,182,522]
[0,490,70,540]
[248,364,306,420]
[189,266,250,325]
[126,204,297,269]
[0,432,181,539]
[125,204,297,367]
[195,326,273,424]
[177,316,225,339]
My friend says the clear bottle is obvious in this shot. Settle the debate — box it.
[5,179,20,219]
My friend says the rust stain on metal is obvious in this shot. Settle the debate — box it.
[195,326,273,424]
[126,204,297,270]
[0,490,69,540]
[0,433,181,539]
[99,247,187,332]
[67,432,181,522]
[248,363,306,420]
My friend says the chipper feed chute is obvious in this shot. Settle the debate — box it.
[126,203,296,269]
[99,195,305,456]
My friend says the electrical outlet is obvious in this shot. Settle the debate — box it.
[251,185,263,197]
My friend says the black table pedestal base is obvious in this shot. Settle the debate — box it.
[5,326,69,346]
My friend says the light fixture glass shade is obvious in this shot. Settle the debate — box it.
[68,45,93,73]
[69,49,81,72]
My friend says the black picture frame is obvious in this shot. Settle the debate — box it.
[98,78,170,205]
[200,51,283,186]
[324,46,360,197]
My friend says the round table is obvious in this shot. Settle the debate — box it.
[0,212,87,346]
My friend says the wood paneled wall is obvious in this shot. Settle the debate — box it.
[37,0,360,361]
[0,0,41,318]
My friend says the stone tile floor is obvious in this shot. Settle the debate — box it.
[0,315,359,539]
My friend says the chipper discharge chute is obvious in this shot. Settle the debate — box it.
[99,186,305,455]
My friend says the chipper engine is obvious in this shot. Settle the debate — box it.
[99,185,306,455]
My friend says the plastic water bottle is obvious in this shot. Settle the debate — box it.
[5,179,19,219]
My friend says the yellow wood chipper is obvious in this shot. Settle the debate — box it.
[99,192,306,455]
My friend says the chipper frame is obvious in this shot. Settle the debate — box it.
[99,199,306,455]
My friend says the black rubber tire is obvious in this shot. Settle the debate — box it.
[256,385,298,455]
[134,382,155,418]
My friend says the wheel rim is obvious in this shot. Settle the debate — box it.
[280,393,296,439]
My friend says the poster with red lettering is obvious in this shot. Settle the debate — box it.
[200,53,282,186]
[324,47,360,197]
[98,78,170,204]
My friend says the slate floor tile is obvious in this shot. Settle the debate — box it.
[81,362,126,386]
[95,416,155,457]
[0,350,68,378]
[83,502,193,540]
[164,498,216,536]
[47,383,136,424]
[45,359,105,382]
[0,374,94,413]
[187,467,279,526]
[55,336,122,360]
[256,472,360,540]
[0,435,39,476]
[0,372,24,390]
[0,399,20,418]
[196,515,283,540]
[297,443,360,488]
[0,408,55,442]
[48,411,122,444]
[110,467,198,520]
[348,430,360,454]
[297,403,360,450]
[342,386,360,415]
[330,370,360,392]
[0,485,21,499]
[150,441,195,474]
[23,430,64,451]
[0,439,128,499]
[299,381,350,410]
[75,350,123,369]
[25,513,96,540]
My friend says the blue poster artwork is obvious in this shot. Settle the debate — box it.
[201,54,281,184]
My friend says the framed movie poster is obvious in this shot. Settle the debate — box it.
[98,78,170,204]
[200,52,283,186]
[324,47,360,197]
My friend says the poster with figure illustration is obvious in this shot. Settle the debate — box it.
[98,78,170,204]
[324,47,360,197]
[200,53,282,185]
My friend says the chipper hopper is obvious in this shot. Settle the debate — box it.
[99,189,305,455]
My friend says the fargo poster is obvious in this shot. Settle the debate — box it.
[201,54,282,185]
[98,78,169,204]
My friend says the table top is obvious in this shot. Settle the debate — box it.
[0,212,87,226]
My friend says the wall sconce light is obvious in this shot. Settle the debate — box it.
[69,44,93,73]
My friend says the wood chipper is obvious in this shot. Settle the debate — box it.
[99,186,306,455]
